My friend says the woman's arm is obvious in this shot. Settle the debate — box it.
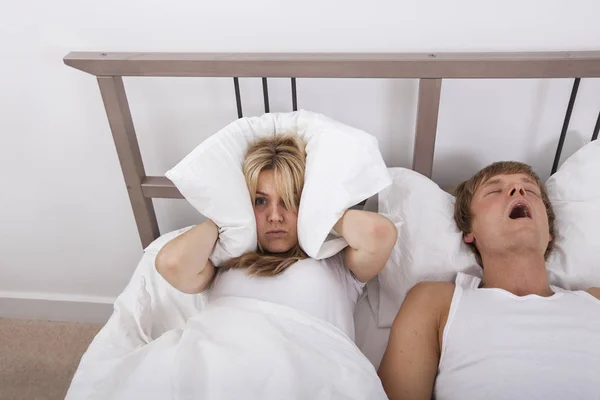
[333,209,397,282]
[155,220,218,294]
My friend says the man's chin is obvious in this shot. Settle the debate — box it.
[506,223,538,234]
[504,231,546,250]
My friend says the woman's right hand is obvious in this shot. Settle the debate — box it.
[155,219,218,294]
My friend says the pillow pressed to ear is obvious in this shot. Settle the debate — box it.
[374,140,600,329]
[166,110,391,265]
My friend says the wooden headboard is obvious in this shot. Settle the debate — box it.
[63,51,600,249]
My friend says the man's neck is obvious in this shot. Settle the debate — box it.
[481,251,553,297]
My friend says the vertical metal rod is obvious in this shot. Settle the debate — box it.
[262,77,270,113]
[291,78,298,111]
[592,110,600,141]
[551,78,580,174]
[233,77,243,118]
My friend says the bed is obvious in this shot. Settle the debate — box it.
[62,51,600,398]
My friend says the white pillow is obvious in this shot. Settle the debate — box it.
[375,139,600,328]
[545,139,600,289]
[373,168,481,328]
[166,110,391,264]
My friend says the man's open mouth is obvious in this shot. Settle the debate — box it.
[509,202,532,219]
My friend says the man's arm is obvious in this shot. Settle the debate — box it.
[333,209,397,283]
[587,287,600,300]
[378,282,454,400]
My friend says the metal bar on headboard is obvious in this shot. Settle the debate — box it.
[413,79,442,178]
[551,78,581,174]
[262,77,270,113]
[97,77,159,248]
[291,78,298,111]
[141,176,183,199]
[592,110,600,141]
[63,52,600,78]
[233,77,243,118]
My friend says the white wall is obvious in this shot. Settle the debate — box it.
[1,0,600,316]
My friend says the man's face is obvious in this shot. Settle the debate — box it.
[465,173,552,261]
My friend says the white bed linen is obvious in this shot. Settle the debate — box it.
[354,281,391,370]
[67,197,391,398]
[67,293,387,400]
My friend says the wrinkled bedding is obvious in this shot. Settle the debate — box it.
[66,289,387,400]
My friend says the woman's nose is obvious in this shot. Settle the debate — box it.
[268,205,283,222]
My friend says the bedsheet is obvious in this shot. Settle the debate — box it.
[354,289,391,370]
[66,292,387,400]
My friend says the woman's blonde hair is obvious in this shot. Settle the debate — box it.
[220,134,308,277]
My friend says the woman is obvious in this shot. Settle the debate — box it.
[155,133,397,341]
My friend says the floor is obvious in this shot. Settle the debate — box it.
[0,318,102,400]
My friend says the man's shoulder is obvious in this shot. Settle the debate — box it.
[397,281,456,345]
[410,280,456,293]
[586,287,600,300]
[405,281,456,308]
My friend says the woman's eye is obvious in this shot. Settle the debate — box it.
[526,189,540,197]
[255,198,266,206]
[486,190,501,196]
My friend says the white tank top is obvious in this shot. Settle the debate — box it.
[435,272,600,400]
[207,253,365,340]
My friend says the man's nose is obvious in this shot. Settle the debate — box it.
[509,184,525,197]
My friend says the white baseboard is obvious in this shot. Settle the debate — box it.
[0,291,115,324]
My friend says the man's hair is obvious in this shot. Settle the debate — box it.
[453,161,555,266]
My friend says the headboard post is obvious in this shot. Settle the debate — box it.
[412,78,442,178]
[97,76,160,248]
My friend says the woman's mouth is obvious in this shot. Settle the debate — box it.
[266,230,287,237]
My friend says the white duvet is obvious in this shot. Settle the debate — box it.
[66,288,387,400]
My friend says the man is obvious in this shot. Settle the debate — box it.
[377,161,600,400]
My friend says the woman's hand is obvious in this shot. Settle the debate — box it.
[155,219,218,294]
[333,210,397,282]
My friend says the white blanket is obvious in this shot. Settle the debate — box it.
[67,295,387,400]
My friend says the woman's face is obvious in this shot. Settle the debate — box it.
[253,170,299,253]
